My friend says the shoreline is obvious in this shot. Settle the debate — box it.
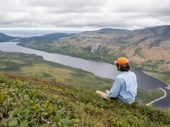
[145,87,167,106]
[166,85,170,90]
[143,71,170,88]
[143,71,169,106]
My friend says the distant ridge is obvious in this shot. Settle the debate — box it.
[0,33,17,42]
[13,33,75,43]
[96,28,130,34]
[131,25,170,35]
[41,33,75,40]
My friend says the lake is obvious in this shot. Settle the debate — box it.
[0,42,169,108]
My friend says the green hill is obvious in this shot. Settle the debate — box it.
[0,73,170,127]
[95,28,130,34]
[16,33,75,44]
[0,33,17,42]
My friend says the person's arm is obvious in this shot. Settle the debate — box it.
[106,77,121,98]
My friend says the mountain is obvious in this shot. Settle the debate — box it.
[48,25,170,83]
[17,33,75,43]
[116,25,170,71]
[0,33,17,42]
[121,25,170,48]
[95,28,130,34]
[53,25,170,63]
[0,32,74,43]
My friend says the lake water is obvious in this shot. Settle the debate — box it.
[0,42,169,108]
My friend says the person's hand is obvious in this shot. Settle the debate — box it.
[105,90,109,93]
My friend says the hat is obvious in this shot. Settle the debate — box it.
[114,57,129,66]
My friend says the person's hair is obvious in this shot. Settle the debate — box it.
[116,63,130,72]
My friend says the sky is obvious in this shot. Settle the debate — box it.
[0,0,170,31]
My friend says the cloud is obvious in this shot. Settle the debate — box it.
[0,0,170,30]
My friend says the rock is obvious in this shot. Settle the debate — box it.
[91,43,105,53]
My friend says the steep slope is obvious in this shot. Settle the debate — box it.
[1,73,170,127]
[118,25,170,69]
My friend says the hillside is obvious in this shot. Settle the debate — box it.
[117,25,170,70]
[1,73,170,127]
[16,25,170,85]
[16,33,75,43]
[0,33,17,42]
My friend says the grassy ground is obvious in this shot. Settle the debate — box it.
[0,73,170,127]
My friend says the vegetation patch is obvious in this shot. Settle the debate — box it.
[0,74,170,127]
[0,51,113,90]
[136,88,165,104]
[134,48,145,58]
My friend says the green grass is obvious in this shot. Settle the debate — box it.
[0,74,170,127]
[134,48,145,58]
[136,88,164,104]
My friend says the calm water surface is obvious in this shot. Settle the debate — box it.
[0,42,169,108]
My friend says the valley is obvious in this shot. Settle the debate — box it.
[0,25,170,106]
[16,26,170,85]
[0,50,165,104]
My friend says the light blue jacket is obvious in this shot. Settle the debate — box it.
[106,71,137,104]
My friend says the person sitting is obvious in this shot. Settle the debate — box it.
[96,57,138,104]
